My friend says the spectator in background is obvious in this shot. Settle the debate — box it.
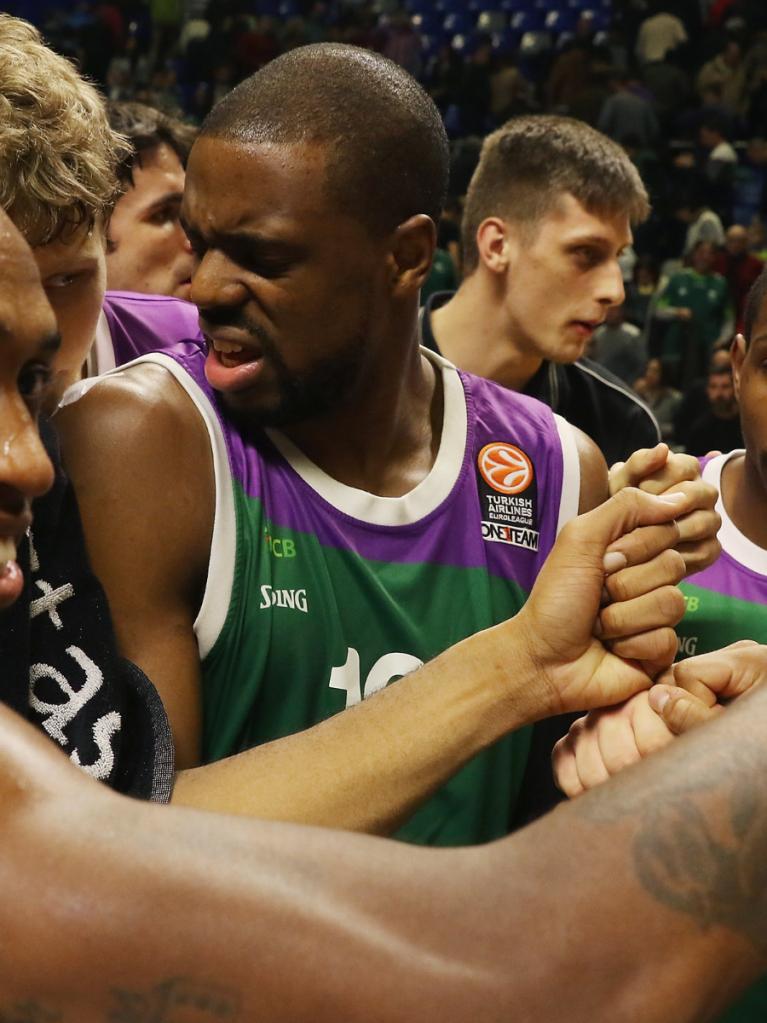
[635,3,687,66]
[714,224,764,331]
[381,11,422,80]
[625,255,663,336]
[697,39,747,116]
[656,241,732,386]
[677,188,726,253]
[598,71,659,148]
[700,116,738,176]
[590,302,647,388]
[674,347,732,450]
[685,365,744,454]
[641,51,691,133]
[699,116,738,219]
[106,102,197,299]
[459,35,494,136]
[633,357,682,441]
[489,54,531,124]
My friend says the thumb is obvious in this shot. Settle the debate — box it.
[609,444,669,495]
[648,684,721,735]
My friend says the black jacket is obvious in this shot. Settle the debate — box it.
[421,292,660,466]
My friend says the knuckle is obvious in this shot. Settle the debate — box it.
[599,604,623,635]
[662,548,686,583]
[605,571,630,603]
[658,586,686,624]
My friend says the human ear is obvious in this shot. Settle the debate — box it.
[475,217,511,275]
[731,334,746,399]
[389,214,436,295]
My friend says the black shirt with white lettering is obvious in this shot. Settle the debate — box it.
[0,419,174,801]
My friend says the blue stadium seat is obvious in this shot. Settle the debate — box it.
[499,0,536,13]
[412,11,443,34]
[510,10,545,32]
[545,9,577,33]
[491,28,521,53]
[477,9,507,32]
[443,10,475,34]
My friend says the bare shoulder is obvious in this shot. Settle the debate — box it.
[573,426,609,514]
[54,363,214,768]
[56,362,204,458]
[53,360,214,584]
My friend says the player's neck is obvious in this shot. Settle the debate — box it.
[431,276,543,392]
[279,343,444,498]
[722,452,767,550]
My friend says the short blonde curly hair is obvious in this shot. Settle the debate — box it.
[0,15,129,245]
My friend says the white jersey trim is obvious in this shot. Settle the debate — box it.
[59,352,236,661]
[265,348,468,528]
[553,414,580,534]
[703,450,767,577]
[85,311,117,378]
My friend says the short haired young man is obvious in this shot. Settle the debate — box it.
[106,100,198,300]
[420,115,661,469]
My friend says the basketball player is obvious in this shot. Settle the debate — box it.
[106,100,198,300]
[56,44,706,843]
[0,15,202,400]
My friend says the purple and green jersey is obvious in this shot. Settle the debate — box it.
[677,452,767,660]
[676,450,767,1023]
[73,297,580,846]
[171,343,579,846]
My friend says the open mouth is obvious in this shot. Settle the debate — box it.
[211,337,260,368]
[571,320,600,337]
[204,335,266,394]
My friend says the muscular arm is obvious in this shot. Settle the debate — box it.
[3,682,767,1022]
[56,366,214,770]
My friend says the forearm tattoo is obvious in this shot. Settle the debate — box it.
[0,980,241,1023]
[0,1004,61,1022]
[109,979,241,1021]
[574,727,767,954]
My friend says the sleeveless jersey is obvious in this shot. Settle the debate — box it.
[677,451,767,659]
[676,450,767,1023]
[90,291,204,375]
[87,342,580,846]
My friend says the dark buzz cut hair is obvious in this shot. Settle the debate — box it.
[199,43,449,236]
[461,115,650,275]
[743,266,767,346]
[107,101,198,188]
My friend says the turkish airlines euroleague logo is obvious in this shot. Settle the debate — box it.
[478,443,534,495]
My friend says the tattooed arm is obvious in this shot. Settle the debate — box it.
[3,681,767,1023]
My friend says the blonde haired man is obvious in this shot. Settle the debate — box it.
[0,14,201,405]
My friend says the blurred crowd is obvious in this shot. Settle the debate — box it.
[9,0,767,451]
